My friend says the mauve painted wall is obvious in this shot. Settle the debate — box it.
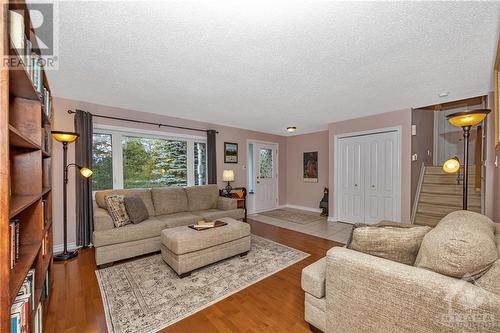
[328,108,413,223]
[51,97,287,247]
[286,131,329,209]
[410,109,434,209]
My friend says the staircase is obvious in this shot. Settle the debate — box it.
[414,166,481,227]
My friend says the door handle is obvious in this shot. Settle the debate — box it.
[256,180,260,184]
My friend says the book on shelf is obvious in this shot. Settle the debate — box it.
[32,54,43,94]
[9,10,24,52]
[33,302,42,333]
[43,88,52,120]
[9,219,20,269]
[11,269,36,333]
[41,199,48,229]
[42,234,49,258]
[43,270,50,300]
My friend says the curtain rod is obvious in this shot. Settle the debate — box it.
[67,110,218,134]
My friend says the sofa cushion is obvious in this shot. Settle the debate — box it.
[192,208,244,221]
[348,223,431,265]
[95,188,155,216]
[301,257,326,298]
[124,196,149,224]
[94,207,114,231]
[93,217,165,247]
[151,187,188,215]
[105,195,130,227]
[161,217,250,255]
[476,223,500,295]
[185,184,219,211]
[415,211,498,280]
[155,212,200,228]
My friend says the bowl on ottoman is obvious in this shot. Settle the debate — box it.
[161,217,251,277]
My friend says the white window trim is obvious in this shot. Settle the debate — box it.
[93,124,207,191]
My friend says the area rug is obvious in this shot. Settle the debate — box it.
[258,208,326,225]
[96,235,309,333]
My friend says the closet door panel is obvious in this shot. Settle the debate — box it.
[338,138,364,223]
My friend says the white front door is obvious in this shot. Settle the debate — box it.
[254,143,278,212]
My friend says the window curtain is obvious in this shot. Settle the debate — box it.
[207,129,217,184]
[74,110,93,247]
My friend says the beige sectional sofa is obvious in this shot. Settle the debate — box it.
[302,211,500,332]
[93,185,244,266]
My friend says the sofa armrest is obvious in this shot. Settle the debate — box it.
[217,197,238,210]
[326,247,500,333]
[94,207,114,232]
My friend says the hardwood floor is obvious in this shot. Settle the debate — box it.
[44,219,343,333]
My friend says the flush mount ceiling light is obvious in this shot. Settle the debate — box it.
[438,92,450,98]
[286,127,297,133]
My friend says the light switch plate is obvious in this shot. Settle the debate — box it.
[411,125,417,136]
[411,153,418,161]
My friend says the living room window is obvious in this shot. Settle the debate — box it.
[92,126,207,190]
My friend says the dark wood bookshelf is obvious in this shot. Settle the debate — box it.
[1,1,54,331]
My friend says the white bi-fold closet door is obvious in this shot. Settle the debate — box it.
[337,130,401,224]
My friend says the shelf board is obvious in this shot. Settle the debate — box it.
[42,149,51,158]
[9,194,41,218]
[9,241,42,304]
[9,125,41,150]
[42,251,52,277]
[42,187,51,196]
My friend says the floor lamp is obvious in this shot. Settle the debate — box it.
[52,131,93,261]
[444,109,490,210]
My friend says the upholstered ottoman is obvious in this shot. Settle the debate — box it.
[161,217,251,277]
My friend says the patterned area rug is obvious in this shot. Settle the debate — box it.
[96,235,309,333]
[259,208,326,225]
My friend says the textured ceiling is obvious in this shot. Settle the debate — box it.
[44,1,499,135]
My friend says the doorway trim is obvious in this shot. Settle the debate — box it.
[333,126,402,223]
[246,139,279,214]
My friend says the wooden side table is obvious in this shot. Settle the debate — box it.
[219,187,247,221]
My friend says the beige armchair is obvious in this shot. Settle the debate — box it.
[302,215,500,333]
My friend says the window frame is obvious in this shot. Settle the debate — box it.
[92,124,207,191]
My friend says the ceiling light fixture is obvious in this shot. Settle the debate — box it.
[438,92,450,98]
[286,127,297,133]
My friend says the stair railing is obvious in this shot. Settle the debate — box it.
[411,162,426,224]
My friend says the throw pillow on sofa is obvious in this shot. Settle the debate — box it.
[124,196,149,224]
[105,195,130,227]
[414,210,498,281]
[348,221,431,265]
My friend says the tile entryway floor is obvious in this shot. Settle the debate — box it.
[249,210,352,243]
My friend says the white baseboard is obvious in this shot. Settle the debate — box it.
[327,216,338,222]
[53,242,80,254]
[282,204,322,213]
[249,204,322,215]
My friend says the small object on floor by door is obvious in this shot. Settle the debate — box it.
[320,188,329,216]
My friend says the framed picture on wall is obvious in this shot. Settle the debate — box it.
[303,151,318,183]
[224,142,238,163]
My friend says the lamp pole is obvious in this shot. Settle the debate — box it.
[461,126,471,210]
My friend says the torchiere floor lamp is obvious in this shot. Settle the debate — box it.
[52,131,93,261]
[445,109,490,210]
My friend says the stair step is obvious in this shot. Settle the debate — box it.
[414,213,441,227]
[417,203,481,217]
[419,193,481,207]
[425,166,477,176]
[423,175,476,185]
[421,184,481,195]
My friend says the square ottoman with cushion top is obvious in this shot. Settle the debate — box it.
[161,217,251,277]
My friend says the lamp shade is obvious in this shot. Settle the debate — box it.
[52,131,79,143]
[222,169,235,182]
[446,109,491,128]
[442,157,460,174]
[79,167,93,178]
